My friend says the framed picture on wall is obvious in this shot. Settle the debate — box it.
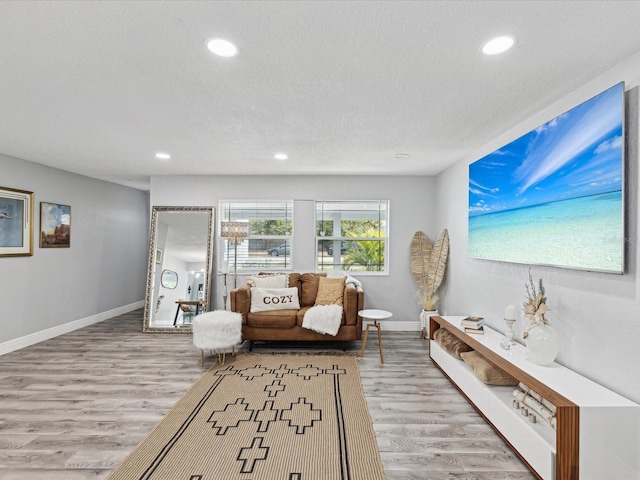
[0,186,34,257]
[156,248,163,264]
[40,202,71,248]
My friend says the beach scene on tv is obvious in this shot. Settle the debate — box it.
[468,82,624,273]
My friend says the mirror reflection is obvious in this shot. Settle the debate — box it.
[161,270,178,289]
[143,206,214,333]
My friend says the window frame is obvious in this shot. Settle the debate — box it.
[218,200,294,273]
[315,200,389,275]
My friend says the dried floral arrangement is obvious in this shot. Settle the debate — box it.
[522,268,551,339]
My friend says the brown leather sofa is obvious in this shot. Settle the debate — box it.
[230,272,364,349]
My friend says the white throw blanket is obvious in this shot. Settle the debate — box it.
[302,304,343,336]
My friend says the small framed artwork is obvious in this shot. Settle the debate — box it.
[156,248,163,264]
[0,186,34,257]
[40,202,71,248]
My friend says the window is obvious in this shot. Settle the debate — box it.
[220,201,293,271]
[316,200,388,274]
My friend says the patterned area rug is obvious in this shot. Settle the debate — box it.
[106,353,385,480]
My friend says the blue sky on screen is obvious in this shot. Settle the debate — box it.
[469,83,623,216]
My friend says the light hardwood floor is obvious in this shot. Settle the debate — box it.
[0,310,534,480]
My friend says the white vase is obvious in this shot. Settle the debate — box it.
[525,323,560,365]
[419,310,438,339]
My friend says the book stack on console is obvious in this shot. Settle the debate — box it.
[461,316,484,335]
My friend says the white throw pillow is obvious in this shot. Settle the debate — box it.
[250,287,300,313]
[246,274,289,288]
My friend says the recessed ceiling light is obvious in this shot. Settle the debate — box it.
[206,38,238,57]
[395,153,410,159]
[481,36,515,55]
[274,153,288,160]
[155,152,171,160]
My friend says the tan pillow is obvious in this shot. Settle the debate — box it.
[433,328,473,359]
[460,351,519,386]
[314,276,346,306]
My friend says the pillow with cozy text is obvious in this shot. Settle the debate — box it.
[250,287,300,313]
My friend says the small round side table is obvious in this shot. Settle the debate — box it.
[358,309,393,363]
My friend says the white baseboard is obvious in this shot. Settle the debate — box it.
[0,301,144,356]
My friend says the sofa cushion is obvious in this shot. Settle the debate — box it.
[288,272,301,286]
[299,273,326,307]
[296,305,345,327]
[247,274,289,288]
[315,276,346,306]
[246,310,297,328]
[250,287,300,313]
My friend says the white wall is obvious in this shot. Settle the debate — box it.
[6,50,639,407]
[0,154,149,352]
[435,53,640,403]
[150,175,437,329]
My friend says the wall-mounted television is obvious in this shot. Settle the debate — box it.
[468,82,625,273]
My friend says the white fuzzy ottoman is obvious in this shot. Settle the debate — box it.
[192,311,242,365]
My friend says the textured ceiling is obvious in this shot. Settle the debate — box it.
[1,1,640,191]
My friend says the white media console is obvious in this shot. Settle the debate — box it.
[429,315,639,480]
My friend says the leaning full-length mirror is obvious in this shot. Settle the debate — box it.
[143,206,214,333]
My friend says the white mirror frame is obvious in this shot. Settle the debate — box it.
[143,206,215,333]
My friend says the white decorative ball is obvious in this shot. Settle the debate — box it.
[525,324,560,366]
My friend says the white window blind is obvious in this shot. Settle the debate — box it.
[219,201,294,271]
